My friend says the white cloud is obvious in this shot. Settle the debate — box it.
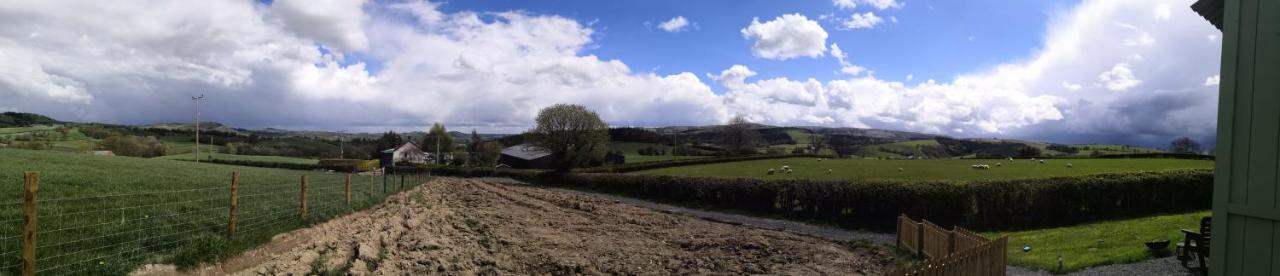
[741,14,828,60]
[1204,75,1220,86]
[839,12,884,30]
[658,16,690,33]
[1154,3,1171,20]
[829,43,865,76]
[0,0,1224,147]
[833,0,857,10]
[272,0,371,52]
[1098,63,1142,91]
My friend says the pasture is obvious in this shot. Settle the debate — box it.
[0,149,417,275]
[609,142,707,163]
[984,210,1211,273]
[633,157,1214,181]
[156,153,319,165]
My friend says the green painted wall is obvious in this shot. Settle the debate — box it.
[1210,0,1280,275]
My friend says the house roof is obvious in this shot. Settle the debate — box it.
[501,143,552,160]
[1192,0,1223,31]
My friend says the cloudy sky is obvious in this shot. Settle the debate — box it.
[0,0,1222,147]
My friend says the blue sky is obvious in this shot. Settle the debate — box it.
[0,0,1223,147]
[429,0,1077,90]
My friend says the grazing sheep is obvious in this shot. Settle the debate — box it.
[898,167,904,172]
[782,165,791,170]
[981,164,990,169]
[996,162,1003,167]
[1039,159,1046,164]
[827,169,833,174]
[1067,163,1074,168]
[767,168,776,175]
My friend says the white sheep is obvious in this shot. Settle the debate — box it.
[782,165,791,170]
[1067,163,1074,168]
[767,168,776,175]
[827,169,833,174]
[980,164,990,169]
[898,168,904,172]
[1039,159,1046,164]
[996,162,1003,167]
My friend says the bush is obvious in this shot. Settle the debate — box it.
[98,135,166,157]
[429,167,1212,232]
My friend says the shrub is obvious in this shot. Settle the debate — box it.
[429,167,1212,232]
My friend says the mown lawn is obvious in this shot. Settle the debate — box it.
[0,149,417,275]
[633,157,1214,181]
[610,142,709,163]
[984,210,1211,273]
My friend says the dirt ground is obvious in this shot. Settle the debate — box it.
[151,177,895,275]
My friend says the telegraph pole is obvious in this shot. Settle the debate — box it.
[192,94,204,163]
[339,130,347,159]
[435,134,441,165]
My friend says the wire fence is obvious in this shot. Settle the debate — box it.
[0,170,430,276]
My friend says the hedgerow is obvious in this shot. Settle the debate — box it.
[428,167,1212,231]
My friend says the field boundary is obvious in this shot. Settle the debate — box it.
[4,170,428,275]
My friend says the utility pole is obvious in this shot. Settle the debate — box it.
[435,134,441,165]
[192,94,204,163]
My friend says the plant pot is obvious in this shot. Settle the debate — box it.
[1145,240,1170,250]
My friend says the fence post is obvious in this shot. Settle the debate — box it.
[368,174,373,194]
[947,229,956,255]
[915,222,924,257]
[895,215,902,249]
[300,175,308,222]
[345,173,351,205]
[227,172,239,239]
[22,172,39,276]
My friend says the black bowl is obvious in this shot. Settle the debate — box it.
[1145,240,1170,250]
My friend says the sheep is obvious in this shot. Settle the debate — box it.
[996,162,1003,167]
[767,168,776,175]
[981,164,990,169]
[827,169,833,174]
[1067,163,1074,168]
[898,168,904,172]
[781,165,791,170]
[1038,159,1046,164]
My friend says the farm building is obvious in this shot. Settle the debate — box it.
[390,141,425,164]
[498,143,626,169]
[499,143,555,169]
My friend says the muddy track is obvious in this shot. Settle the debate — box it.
[150,178,894,275]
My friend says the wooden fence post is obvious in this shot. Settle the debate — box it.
[227,172,239,239]
[22,172,39,276]
[344,173,351,205]
[300,175,308,222]
[368,174,373,194]
[915,222,924,257]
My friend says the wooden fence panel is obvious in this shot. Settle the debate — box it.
[890,214,1007,276]
[921,220,951,259]
[898,215,922,255]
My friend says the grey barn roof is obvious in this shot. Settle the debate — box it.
[501,143,552,160]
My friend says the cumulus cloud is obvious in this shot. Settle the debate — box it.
[741,14,828,60]
[0,0,1223,147]
[830,43,865,75]
[1204,75,1219,86]
[839,12,884,30]
[832,0,903,10]
[1098,63,1142,91]
[658,16,690,33]
[272,0,371,52]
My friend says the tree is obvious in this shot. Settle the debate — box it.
[421,123,454,163]
[526,104,610,172]
[467,129,483,164]
[1017,146,1042,157]
[719,115,760,155]
[1170,137,1203,154]
[808,134,827,153]
[371,131,404,158]
[473,141,503,167]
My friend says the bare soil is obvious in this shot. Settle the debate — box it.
[147,177,895,275]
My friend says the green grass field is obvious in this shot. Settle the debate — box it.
[0,149,418,274]
[855,139,941,158]
[633,157,1214,181]
[157,153,319,165]
[610,142,708,163]
[984,210,1210,273]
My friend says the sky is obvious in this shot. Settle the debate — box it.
[0,0,1222,147]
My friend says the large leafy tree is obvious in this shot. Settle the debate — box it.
[421,123,454,160]
[719,115,760,155]
[371,131,404,158]
[526,104,610,172]
[1170,137,1203,154]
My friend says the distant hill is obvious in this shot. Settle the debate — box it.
[0,112,60,127]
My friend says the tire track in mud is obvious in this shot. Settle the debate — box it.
[142,178,894,275]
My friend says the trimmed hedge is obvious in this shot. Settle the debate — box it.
[1097,153,1215,160]
[578,154,832,173]
[198,159,323,171]
[318,159,380,172]
[429,167,1212,231]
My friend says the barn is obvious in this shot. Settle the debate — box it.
[499,143,556,169]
